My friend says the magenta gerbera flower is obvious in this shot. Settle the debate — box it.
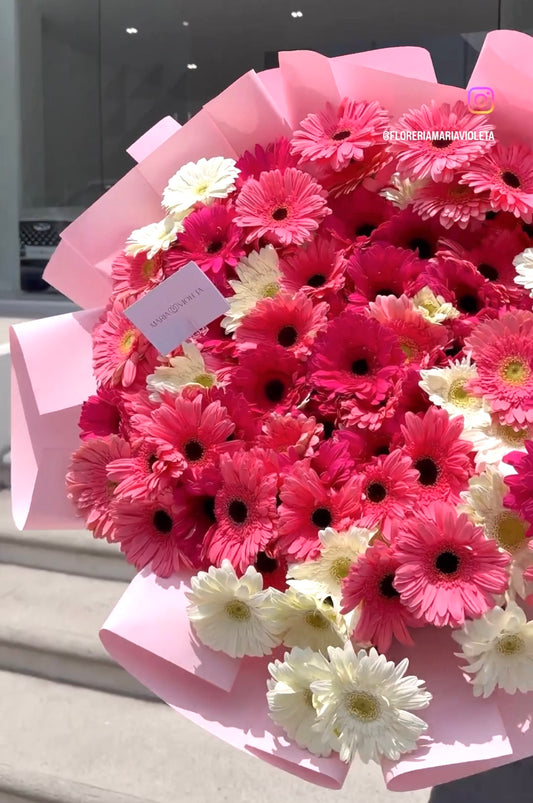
[393,100,494,182]
[291,97,390,171]
[371,208,447,260]
[277,463,362,561]
[463,226,530,290]
[201,450,278,572]
[400,406,473,504]
[235,291,328,358]
[234,168,330,246]
[347,244,424,306]
[93,299,158,390]
[341,540,420,653]
[358,450,420,539]
[461,143,533,222]
[79,387,126,441]
[465,311,533,427]
[231,344,305,413]
[111,249,165,299]
[368,294,448,366]
[327,187,394,244]
[166,203,245,276]
[503,442,533,526]
[258,412,323,461]
[235,138,299,188]
[412,178,491,230]
[106,441,174,500]
[393,502,509,627]
[279,235,346,300]
[424,253,500,317]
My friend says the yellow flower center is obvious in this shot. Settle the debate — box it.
[261,282,280,299]
[494,512,528,553]
[303,688,315,709]
[496,633,525,656]
[346,691,381,721]
[305,610,330,630]
[225,600,251,621]
[141,258,156,280]
[500,357,530,385]
[194,372,215,388]
[448,378,477,409]
[194,181,210,196]
[494,423,530,448]
[329,556,352,581]
[105,480,118,498]
[119,329,137,355]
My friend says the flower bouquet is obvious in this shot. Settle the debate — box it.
[11,29,533,792]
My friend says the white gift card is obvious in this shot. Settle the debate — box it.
[124,260,230,355]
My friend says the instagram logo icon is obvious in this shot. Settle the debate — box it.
[468,86,495,114]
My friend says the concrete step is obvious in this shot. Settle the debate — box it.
[0,563,153,699]
[0,670,430,803]
[0,491,135,583]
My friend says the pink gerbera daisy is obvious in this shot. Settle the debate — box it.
[461,143,533,222]
[412,178,491,229]
[258,412,323,461]
[368,294,449,366]
[347,244,424,306]
[231,344,305,413]
[327,187,394,244]
[463,226,530,289]
[400,406,473,504]
[358,450,420,539]
[106,441,174,500]
[201,450,278,572]
[112,493,198,576]
[79,387,127,441]
[66,436,131,541]
[465,311,533,427]
[235,138,299,188]
[423,253,500,317]
[253,547,289,592]
[320,144,392,197]
[279,235,346,301]
[291,97,390,171]
[277,463,362,561]
[503,443,533,527]
[393,502,510,627]
[235,291,328,358]
[371,208,447,260]
[166,203,245,276]
[234,168,330,246]
[93,299,159,390]
[393,100,495,182]
[308,309,405,403]
[341,540,420,653]
[310,438,356,489]
[111,249,165,298]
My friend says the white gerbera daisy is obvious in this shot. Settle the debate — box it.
[311,643,432,763]
[221,246,282,334]
[267,647,336,756]
[267,588,347,654]
[513,247,533,295]
[412,286,460,323]
[461,417,530,476]
[419,357,489,428]
[186,560,282,658]
[380,172,426,209]
[453,602,533,697]
[287,526,373,600]
[125,214,184,258]
[162,156,239,216]
[147,342,216,400]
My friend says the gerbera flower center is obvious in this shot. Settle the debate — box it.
[305,610,330,630]
[306,273,326,288]
[366,482,387,503]
[496,633,525,655]
[407,237,433,259]
[264,378,286,403]
[478,263,499,281]
[501,170,521,189]
[431,136,453,149]
[500,357,530,385]
[255,551,278,573]
[194,181,210,196]
[303,688,315,708]
[119,329,137,355]
[351,357,370,375]
[277,325,298,348]
[311,507,333,528]
[141,258,156,279]
[494,512,527,553]
[202,495,216,522]
[375,288,397,297]
[457,293,480,314]
[272,206,289,221]
[346,691,381,722]
[355,223,376,237]
[262,282,280,298]
[329,556,352,581]
[379,573,400,598]
[153,509,173,534]
[332,129,352,141]
[184,439,205,462]
[435,550,460,574]
[105,479,118,497]
[448,378,476,408]
[414,457,440,486]
[193,372,215,388]
[400,339,418,361]
[147,454,157,472]
[495,423,530,447]
[225,600,251,621]
[228,499,248,524]
[206,240,224,254]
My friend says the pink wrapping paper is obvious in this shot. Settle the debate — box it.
[126,116,181,163]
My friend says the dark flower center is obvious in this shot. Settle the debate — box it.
[366,482,387,503]
[184,439,204,462]
[501,170,521,189]
[375,288,397,297]
[379,574,400,598]
[407,237,433,259]
[414,457,439,486]
[306,273,326,288]
[255,551,278,573]
[322,420,335,439]
[311,507,332,528]
[153,510,173,534]
[202,495,216,522]
[445,341,462,358]
[277,325,298,348]
[486,211,497,220]
[272,206,289,221]
[332,129,351,140]
[477,263,499,281]
[355,223,376,237]
[351,358,369,375]
[228,499,248,524]
[431,136,453,149]
[206,240,223,254]
[264,378,285,403]
[523,222,533,237]
[435,551,460,574]
[147,454,157,472]
[374,445,390,456]
[457,293,480,314]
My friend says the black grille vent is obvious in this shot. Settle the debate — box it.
[19,221,68,248]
